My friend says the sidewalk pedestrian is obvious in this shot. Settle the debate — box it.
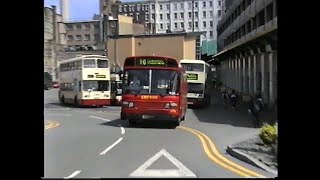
[222,90,228,110]
[248,94,264,128]
[230,90,238,110]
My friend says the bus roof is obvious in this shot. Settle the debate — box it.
[180,59,209,66]
[125,55,177,60]
[60,55,108,64]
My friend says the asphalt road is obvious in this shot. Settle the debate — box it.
[44,89,277,178]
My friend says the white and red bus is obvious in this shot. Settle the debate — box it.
[120,56,188,127]
[180,59,214,107]
[58,55,111,107]
[110,73,123,105]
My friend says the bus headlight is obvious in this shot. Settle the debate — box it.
[122,101,134,108]
[128,102,134,108]
[164,103,170,109]
[164,102,178,109]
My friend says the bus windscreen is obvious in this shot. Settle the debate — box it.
[181,63,204,72]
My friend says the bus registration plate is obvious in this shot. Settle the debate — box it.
[142,115,154,119]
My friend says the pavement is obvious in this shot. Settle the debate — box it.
[44,88,277,178]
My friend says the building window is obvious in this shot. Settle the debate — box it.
[75,35,82,41]
[209,11,213,17]
[203,11,206,18]
[180,12,184,19]
[67,35,73,41]
[137,13,140,21]
[76,24,81,30]
[160,4,163,10]
[188,2,192,9]
[166,4,170,10]
[84,24,90,30]
[180,22,184,29]
[195,2,198,8]
[160,23,163,29]
[218,10,221,17]
[210,31,213,37]
[188,12,192,18]
[203,2,206,8]
[94,24,99,29]
[94,34,99,41]
[174,3,177,10]
[129,5,132,12]
[84,34,90,41]
[167,23,170,30]
[145,4,149,10]
[119,5,122,12]
[66,24,73,30]
[167,13,170,19]
[210,21,213,27]
[203,21,206,28]
[195,12,198,18]
[137,4,141,11]
[210,1,213,7]
[152,13,155,20]
[218,0,221,6]
[146,14,149,21]
[180,3,184,9]
[160,14,163,20]
[195,21,198,28]
[152,4,155,10]
[174,13,177,19]
[188,22,192,29]
[174,23,178,29]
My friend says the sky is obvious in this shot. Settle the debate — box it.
[44,0,140,21]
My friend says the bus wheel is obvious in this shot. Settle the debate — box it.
[129,119,137,126]
[74,96,78,107]
[60,96,65,104]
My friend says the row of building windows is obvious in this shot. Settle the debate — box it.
[67,34,100,41]
[155,21,214,29]
[119,1,220,12]
[125,10,221,22]
[218,0,277,36]
[223,2,276,47]
[60,59,108,72]
[66,23,100,31]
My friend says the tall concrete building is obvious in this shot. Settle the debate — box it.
[111,0,225,58]
[213,0,277,109]
[44,5,67,81]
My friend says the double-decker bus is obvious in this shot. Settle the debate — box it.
[58,55,111,107]
[180,59,214,107]
[110,73,123,105]
[120,56,188,127]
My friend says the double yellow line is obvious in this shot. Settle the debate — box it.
[178,126,266,178]
[45,121,60,130]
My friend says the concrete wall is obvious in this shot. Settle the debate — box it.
[118,15,133,35]
[107,34,198,67]
[183,36,196,60]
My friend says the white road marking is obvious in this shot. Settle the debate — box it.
[120,125,125,134]
[129,149,196,177]
[89,116,111,122]
[64,170,81,178]
[100,138,123,155]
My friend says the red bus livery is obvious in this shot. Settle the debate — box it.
[120,56,188,127]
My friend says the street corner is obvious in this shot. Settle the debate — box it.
[45,120,60,130]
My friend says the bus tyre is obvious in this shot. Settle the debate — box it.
[74,96,78,107]
[60,96,65,104]
[129,119,137,126]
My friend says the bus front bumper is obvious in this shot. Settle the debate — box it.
[187,98,205,105]
[80,99,111,106]
[121,108,180,121]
